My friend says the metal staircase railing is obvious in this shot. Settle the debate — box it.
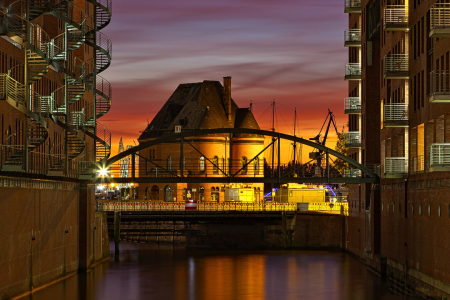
[87,0,112,31]
[0,0,113,176]
[0,73,49,167]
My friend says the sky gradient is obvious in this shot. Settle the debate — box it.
[101,0,348,157]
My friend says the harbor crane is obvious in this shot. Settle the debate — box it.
[309,109,339,176]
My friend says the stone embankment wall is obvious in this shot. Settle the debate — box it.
[182,212,345,249]
[0,185,109,300]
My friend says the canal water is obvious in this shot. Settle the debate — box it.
[22,243,421,300]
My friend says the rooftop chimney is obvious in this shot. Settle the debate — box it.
[223,76,232,123]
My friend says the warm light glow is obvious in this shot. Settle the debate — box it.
[99,168,108,177]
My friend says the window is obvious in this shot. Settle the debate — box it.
[438,204,441,217]
[241,157,248,174]
[212,156,218,173]
[419,204,422,215]
[412,203,414,214]
[199,156,205,172]
[199,186,205,201]
[428,203,431,216]
[167,156,172,171]
[254,157,259,174]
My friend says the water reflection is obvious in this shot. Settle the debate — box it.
[22,243,421,300]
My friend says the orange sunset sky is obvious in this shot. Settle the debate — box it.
[99,0,348,162]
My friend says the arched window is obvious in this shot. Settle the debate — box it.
[167,156,172,171]
[254,157,259,174]
[165,185,173,202]
[213,156,219,173]
[199,186,205,201]
[199,156,205,172]
[241,157,248,174]
[211,186,219,202]
[151,185,159,201]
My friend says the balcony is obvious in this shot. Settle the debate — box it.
[384,54,408,79]
[344,131,361,148]
[429,71,450,103]
[345,0,361,13]
[383,104,408,127]
[384,5,408,31]
[345,63,361,80]
[384,157,408,178]
[343,169,362,178]
[344,29,361,47]
[430,3,450,38]
[344,97,361,114]
[430,144,450,172]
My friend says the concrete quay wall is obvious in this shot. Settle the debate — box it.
[184,212,345,249]
[0,185,109,300]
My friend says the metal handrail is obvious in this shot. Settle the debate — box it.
[344,131,361,145]
[384,157,408,174]
[384,5,408,26]
[344,0,361,10]
[345,63,361,77]
[344,97,361,111]
[343,169,362,177]
[384,103,408,121]
[430,3,450,29]
[344,29,361,43]
[430,144,450,167]
[430,70,450,94]
[384,54,408,73]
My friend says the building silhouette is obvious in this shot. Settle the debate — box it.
[137,77,265,202]
[345,0,450,297]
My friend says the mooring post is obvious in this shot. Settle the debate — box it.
[114,211,121,256]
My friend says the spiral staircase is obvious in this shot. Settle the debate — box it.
[0,0,112,177]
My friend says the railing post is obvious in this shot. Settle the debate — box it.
[326,150,330,179]
[180,135,184,179]
[131,153,135,179]
[278,133,281,180]
[229,130,232,177]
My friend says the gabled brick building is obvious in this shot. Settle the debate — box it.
[137,77,265,202]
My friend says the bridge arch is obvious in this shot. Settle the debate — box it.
[103,128,379,184]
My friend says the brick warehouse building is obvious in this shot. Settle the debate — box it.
[345,0,450,297]
[0,0,112,297]
[137,77,265,203]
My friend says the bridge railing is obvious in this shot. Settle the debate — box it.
[96,201,349,215]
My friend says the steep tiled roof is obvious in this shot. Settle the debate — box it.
[138,80,260,140]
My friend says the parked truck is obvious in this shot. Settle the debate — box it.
[277,183,326,204]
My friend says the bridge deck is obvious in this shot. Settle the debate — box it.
[97,201,348,216]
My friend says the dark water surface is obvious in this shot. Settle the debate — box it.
[22,243,420,300]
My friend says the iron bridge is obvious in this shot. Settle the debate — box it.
[98,128,379,185]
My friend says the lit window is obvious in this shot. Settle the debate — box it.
[213,156,218,173]
[199,156,205,172]
[241,157,248,174]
